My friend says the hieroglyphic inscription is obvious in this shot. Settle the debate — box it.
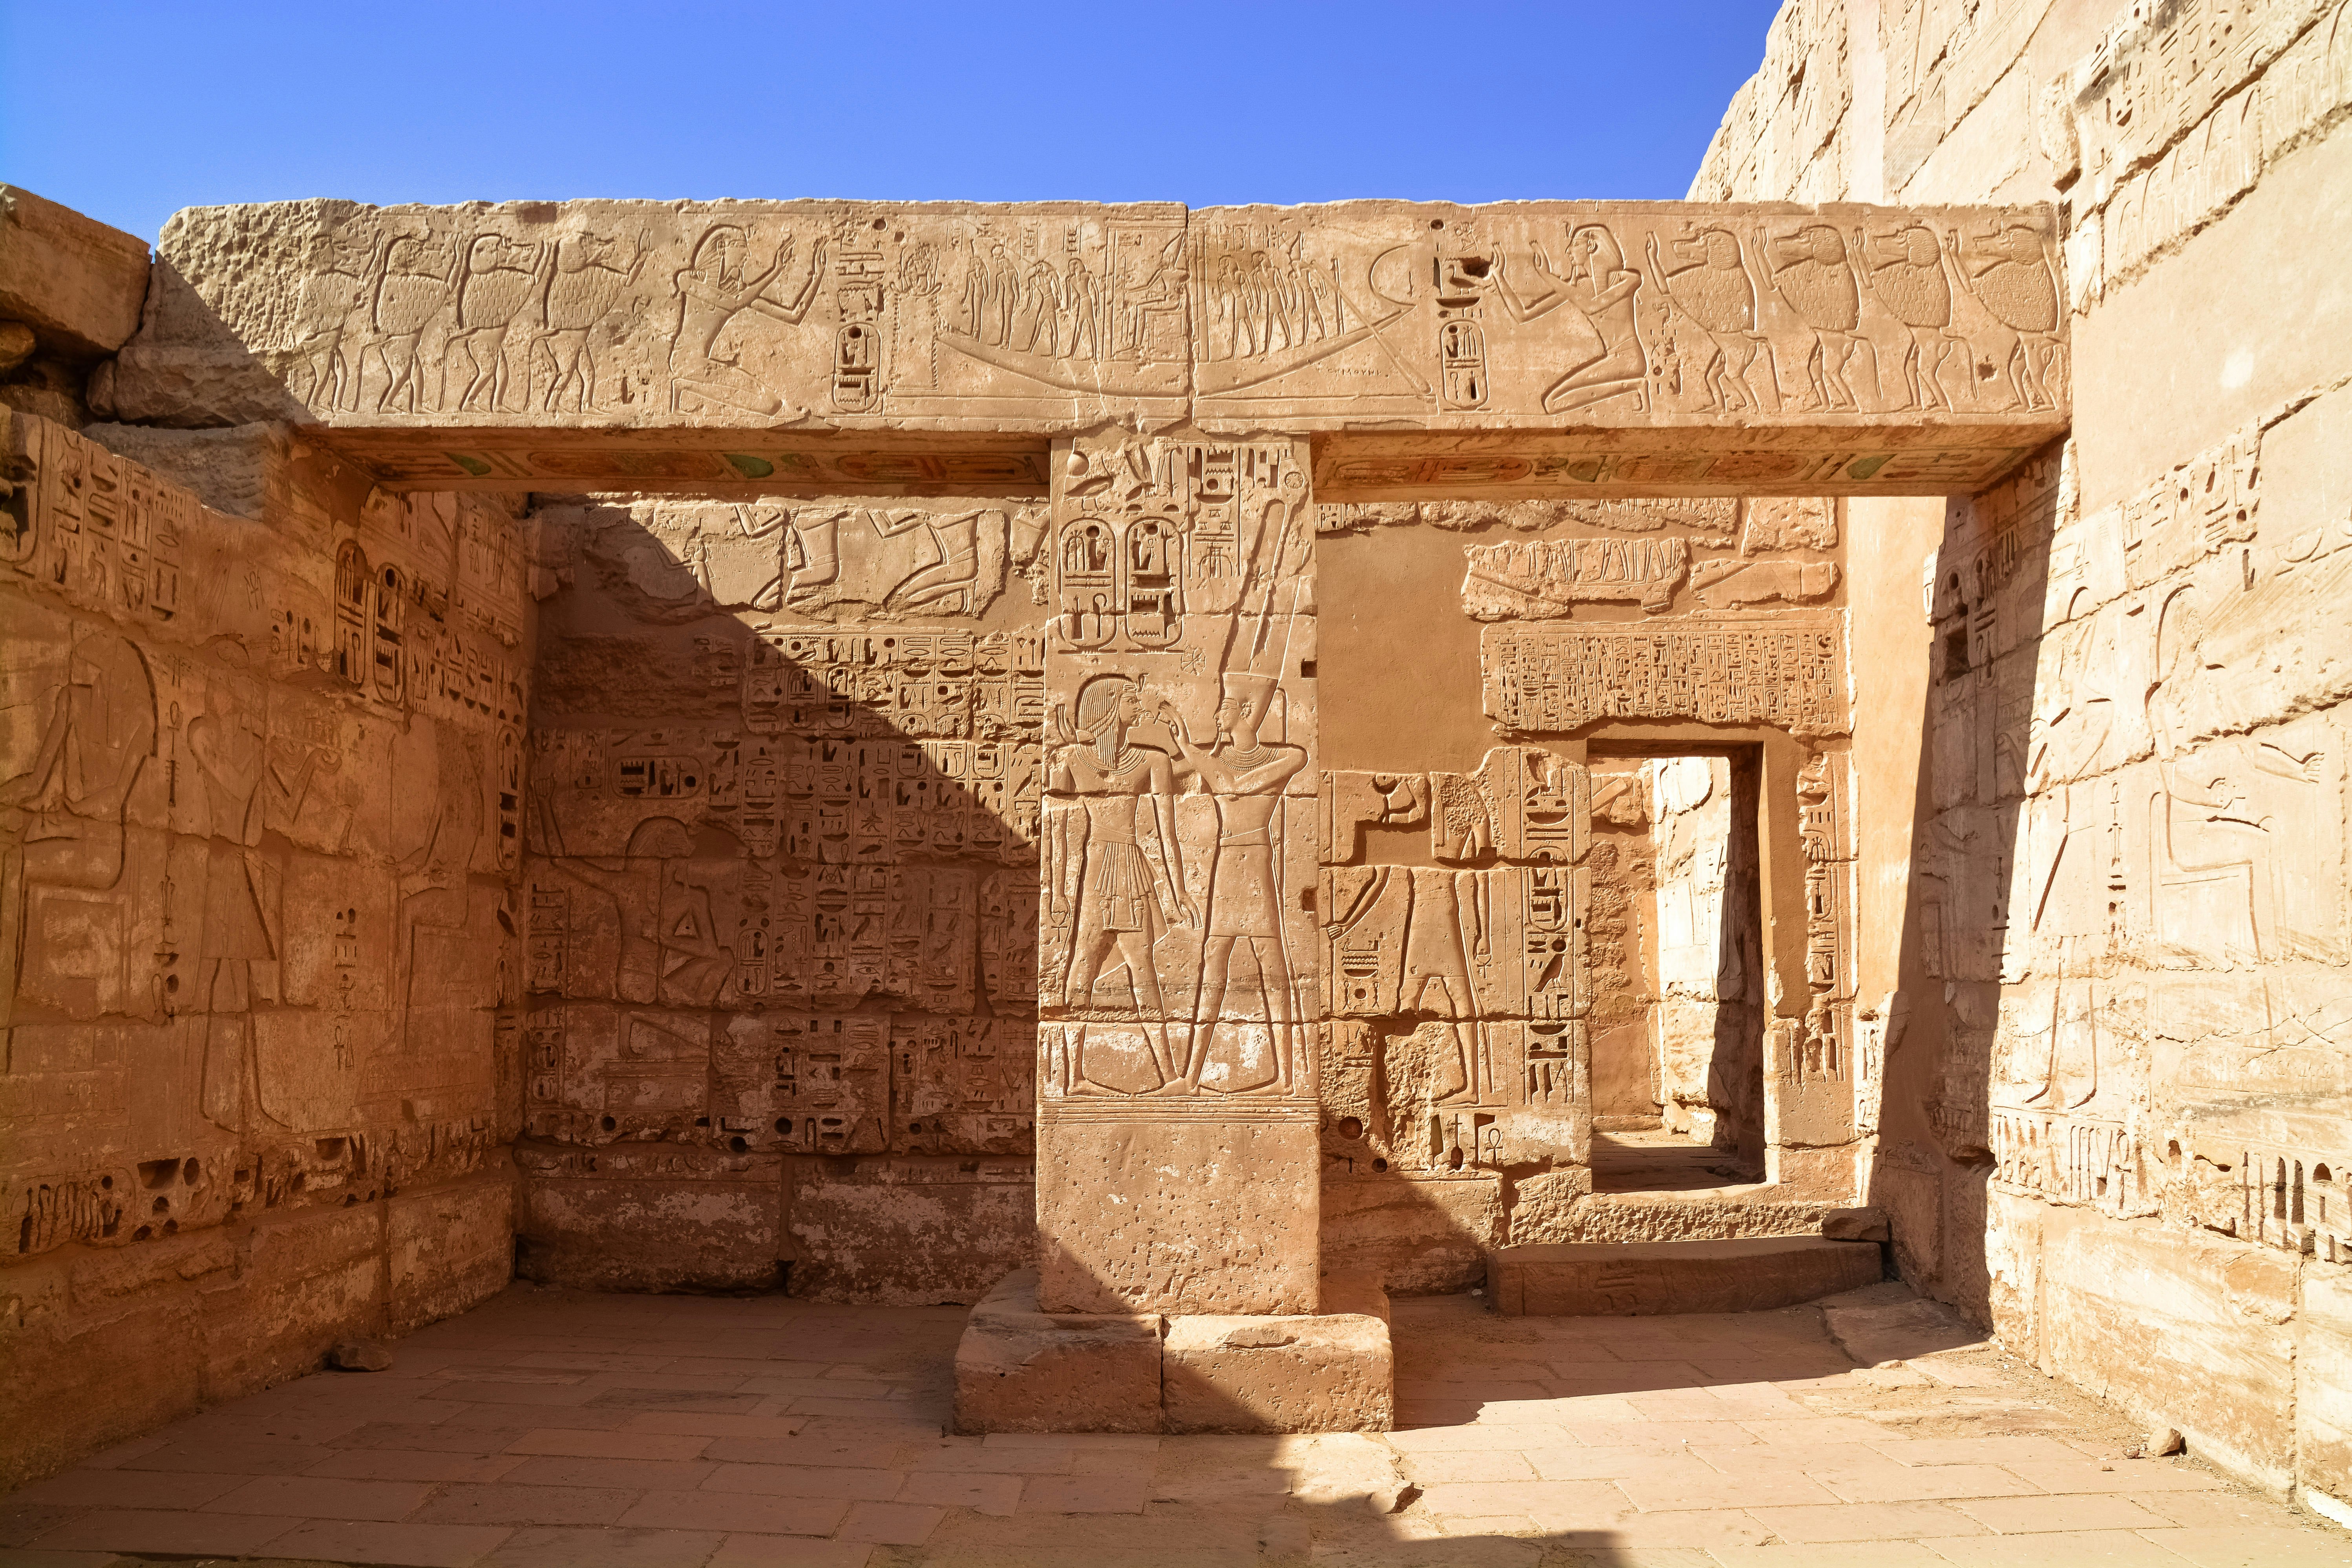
[1481,621,1847,735]
[1316,746,1595,1181]
[2,411,525,1261]
[1037,433,1319,1102]
[524,620,1043,1157]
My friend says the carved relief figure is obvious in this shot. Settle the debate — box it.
[668,225,829,416]
[449,234,549,412]
[1646,227,1770,413]
[187,671,334,1129]
[0,624,155,1025]
[537,229,652,412]
[1158,670,1308,1090]
[1949,224,2063,412]
[1490,225,1649,413]
[369,232,465,415]
[1855,223,1957,410]
[1046,674,1195,1082]
[1765,224,1874,411]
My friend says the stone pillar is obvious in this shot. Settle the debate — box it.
[955,430,1391,1433]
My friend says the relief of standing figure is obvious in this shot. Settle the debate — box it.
[1156,669,1308,1091]
[1046,674,1196,1086]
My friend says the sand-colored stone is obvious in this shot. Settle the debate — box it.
[1485,1236,1885,1316]
[1161,1274,1394,1435]
[5,0,2350,1502]
[0,185,151,358]
[0,408,525,1486]
[1694,0,2352,1510]
[103,198,2063,495]
[952,1268,1164,1435]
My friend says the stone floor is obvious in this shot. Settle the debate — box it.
[4,1282,2345,1568]
[1588,1128,1760,1193]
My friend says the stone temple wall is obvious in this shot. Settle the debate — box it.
[513,491,1046,1299]
[1696,0,2352,1510]
[0,410,527,1484]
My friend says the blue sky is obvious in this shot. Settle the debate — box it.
[2,2,1781,243]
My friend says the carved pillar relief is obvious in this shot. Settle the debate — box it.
[1033,432,1322,1316]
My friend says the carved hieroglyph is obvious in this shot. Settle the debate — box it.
[1318,747,1597,1188]
[1482,620,1849,737]
[523,619,1044,1162]
[116,200,2066,497]
[1033,431,1321,1316]
[1921,433,2352,1265]
[2,410,527,1258]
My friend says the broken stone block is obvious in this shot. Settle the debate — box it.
[1823,1206,1892,1241]
[952,1268,1164,1435]
[0,186,149,359]
[83,421,293,523]
[329,1338,392,1372]
[0,320,33,375]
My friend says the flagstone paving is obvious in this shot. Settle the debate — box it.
[4,1282,2344,1567]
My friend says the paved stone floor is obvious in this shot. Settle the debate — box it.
[1587,1129,1760,1193]
[4,1282,2346,1568]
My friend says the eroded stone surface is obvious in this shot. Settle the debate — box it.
[0,409,527,1486]
[106,199,2066,495]
[953,1268,1164,1434]
[1487,1236,1886,1316]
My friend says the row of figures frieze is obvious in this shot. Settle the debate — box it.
[184,200,2066,425]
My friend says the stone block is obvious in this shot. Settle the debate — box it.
[1822,1206,1892,1241]
[1319,1172,1499,1294]
[785,1157,1035,1306]
[84,420,292,522]
[517,1170,781,1293]
[2300,1266,2352,1515]
[0,185,149,358]
[952,1268,1164,1435]
[1036,1116,1318,1316]
[1486,1236,1885,1316]
[1161,1273,1394,1435]
[331,1338,393,1371]
[386,1168,514,1333]
[2040,1208,2297,1494]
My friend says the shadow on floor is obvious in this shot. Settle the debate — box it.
[1,1283,2336,1568]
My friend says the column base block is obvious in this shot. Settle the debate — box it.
[953,1269,1394,1435]
[953,1268,1163,1434]
[1163,1272,1394,1434]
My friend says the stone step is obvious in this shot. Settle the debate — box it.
[1485,1236,1886,1317]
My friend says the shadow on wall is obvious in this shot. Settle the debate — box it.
[513,498,1549,1311]
[1859,422,2350,1496]
[514,498,1051,1303]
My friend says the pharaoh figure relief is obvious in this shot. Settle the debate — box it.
[1038,434,1320,1106]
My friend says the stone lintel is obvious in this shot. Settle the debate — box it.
[117,197,2067,497]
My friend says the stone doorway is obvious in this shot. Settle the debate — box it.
[1586,746,1767,1196]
